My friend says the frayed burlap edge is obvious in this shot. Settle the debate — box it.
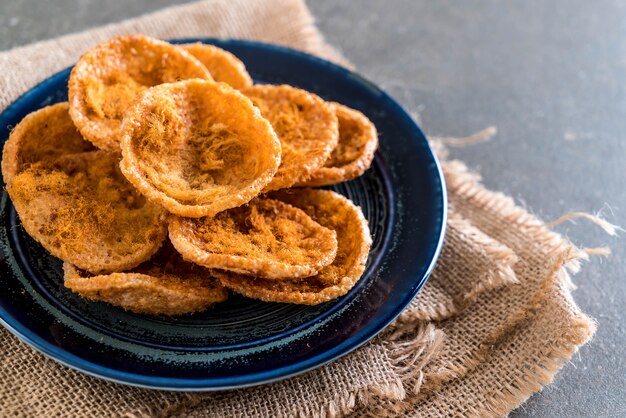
[413,266,596,418]
[383,322,446,397]
[415,158,596,394]
[336,324,447,418]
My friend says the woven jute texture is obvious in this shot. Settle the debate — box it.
[0,1,599,417]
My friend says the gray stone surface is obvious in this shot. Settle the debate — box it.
[0,0,623,416]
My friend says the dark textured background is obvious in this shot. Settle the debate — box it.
[0,1,624,416]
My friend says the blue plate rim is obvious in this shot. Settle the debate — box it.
[0,38,448,391]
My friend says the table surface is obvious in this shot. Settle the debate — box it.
[1,1,624,416]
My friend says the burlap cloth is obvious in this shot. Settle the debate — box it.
[0,1,607,416]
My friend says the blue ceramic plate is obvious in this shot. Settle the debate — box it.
[0,39,446,391]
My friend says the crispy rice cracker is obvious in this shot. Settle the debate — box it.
[8,151,167,274]
[1,102,94,185]
[68,35,212,151]
[215,189,372,305]
[182,43,253,89]
[297,102,378,186]
[64,240,228,315]
[169,198,338,279]
[119,79,281,218]
[244,84,338,191]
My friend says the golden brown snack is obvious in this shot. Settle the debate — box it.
[182,43,253,90]
[64,241,228,315]
[120,79,281,218]
[297,103,378,186]
[169,198,338,279]
[215,189,372,305]
[68,35,212,151]
[1,102,94,185]
[244,84,338,191]
[8,150,167,274]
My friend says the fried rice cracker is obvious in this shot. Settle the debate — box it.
[1,102,94,185]
[214,189,372,304]
[297,102,378,186]
[68,35,212,151]
[244,84,338,191]
[64,240,228,315]
[8,150,167,274]
[182,43,253,89]
[169,198,338,279]
[120,79,281,218]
